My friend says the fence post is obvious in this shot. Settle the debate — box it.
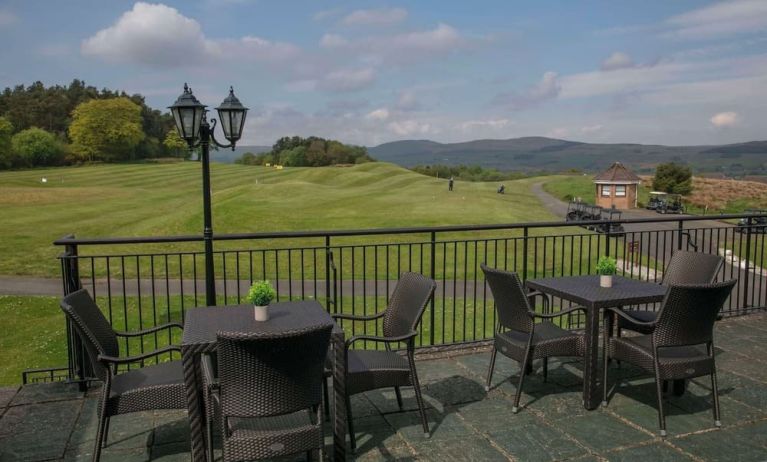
[59,235,86,388]
[324,235,332,312]
[743,217,752,312]
[522,227,529,280]
[429,231,436,346]
[677,220,684,251]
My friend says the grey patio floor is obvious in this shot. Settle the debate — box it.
[2,313,767,461]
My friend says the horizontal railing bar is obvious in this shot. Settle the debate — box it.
[53,213,765,247]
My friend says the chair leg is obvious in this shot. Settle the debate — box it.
[323,377,330,421]
[710,343,722,428]
[485,346,497,392]
[345,392,356,451]
[513,344,533,413]
[206,415,213,462]
[542,357,548,383]
[408,352,430,438]
[101,417,110,448]
[93,389,109,462]
[602,327,610,407]
[652,361,667,437]
[394,386,403,410]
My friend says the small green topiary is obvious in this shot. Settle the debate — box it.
[247,280,276,306]
[595,256,617,276]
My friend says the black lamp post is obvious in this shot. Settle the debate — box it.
[169,84,248,306]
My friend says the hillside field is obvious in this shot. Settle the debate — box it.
[0,161,559,277]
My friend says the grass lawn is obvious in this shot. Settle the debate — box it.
[0,162,559,278]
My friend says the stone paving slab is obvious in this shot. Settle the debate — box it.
[0,312,767,461]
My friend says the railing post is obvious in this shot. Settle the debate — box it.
[324,235,332,312]
[677,220,684,251]
[743,216,752,311]
[429,231,436,346]
[59,235,87,388]
[522,227,529,280]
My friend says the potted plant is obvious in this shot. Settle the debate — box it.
[596,256,617,288]
[247,280,276,321]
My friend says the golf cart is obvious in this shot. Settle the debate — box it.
[566,200,585,222]
[657,194,685,214]
[581,205,603,231]
[736,210,767,234]
[597,208,625,236]
[646,192,666,210]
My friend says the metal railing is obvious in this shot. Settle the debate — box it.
[31,213,767,383]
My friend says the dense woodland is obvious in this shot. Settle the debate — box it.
[410,164,536,182]
[236,136,373,167]
[0,80,183,169]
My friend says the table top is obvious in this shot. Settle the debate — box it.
[181,300,339,346]
[526,275,668,309]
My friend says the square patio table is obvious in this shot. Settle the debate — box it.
[181,300,346,461]
[526,275,667,410]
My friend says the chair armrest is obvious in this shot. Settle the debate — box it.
[529,305,586,319]
[97,345,181,365]
[345,331,417,349]
[526,290,550,309]
[332,312,386,322]
[114,322,183,338]
[604,306,657,327]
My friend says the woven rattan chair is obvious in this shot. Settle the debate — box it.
[59,289,185,462]
[618,250,723,335]
[203,324,333,462]
[481,264,586,412]
[332,272,436,451]
[602,280,736,436]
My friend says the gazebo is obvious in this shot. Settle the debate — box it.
[593,162,641,209]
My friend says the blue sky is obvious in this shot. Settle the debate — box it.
[0,0,765,146]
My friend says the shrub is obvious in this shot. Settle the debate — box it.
[246,280,276,306]
[595,256,617,275]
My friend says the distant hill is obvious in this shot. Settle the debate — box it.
[369,137,767,175]
[211,145,271,163]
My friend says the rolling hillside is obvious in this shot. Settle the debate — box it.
[368,137,767,175]
[0,162,557,277]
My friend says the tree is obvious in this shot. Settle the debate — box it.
[69,97,145,162]
[163,130,188,158]
[11,127,63,166]
[0,117,13,168]
[652,162,693,195]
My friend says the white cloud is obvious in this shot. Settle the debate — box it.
[547,127,570,139]
[0,9,17,26]
[365,108,390,121]
[313,9,341,22]
[580,124,604,134]
[710,111,739,127]
[601,52,634,71]
[82,2,299,67]
[319,34,348,48]
[665,0,767,39]
[341,8,408,27]
[494,71,560,109]
[387,119,432,136]
[395,90,421,111]
[318,67,376,92]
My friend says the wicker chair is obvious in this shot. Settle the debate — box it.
[332,272,436,451]
[618,250,723,335]
[481,264,586,413]
[59,289,186,462]
[203,324,333,462]
[602,280,736,436]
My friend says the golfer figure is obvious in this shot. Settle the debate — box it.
[448,176,454,191]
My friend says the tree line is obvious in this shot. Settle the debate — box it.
[236,136,373,167]
[0,80,187,169]
[410,164,533,182]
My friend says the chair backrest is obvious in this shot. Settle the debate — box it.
[653,280,736,348]
[59,289,119,381]
[662,250,723,286]
[481,264,534,333]
[382,272,436,338]
[216,324,333,418]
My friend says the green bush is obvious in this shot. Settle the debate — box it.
[246,280,276,306]
[595,256,617,275]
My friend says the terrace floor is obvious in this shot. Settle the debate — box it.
[2,313,767,461]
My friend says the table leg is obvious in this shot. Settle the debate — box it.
[182,346,208,462]
[332,331,347,461]
[582,306,601,410]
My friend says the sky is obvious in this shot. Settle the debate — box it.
[0,0,766,146]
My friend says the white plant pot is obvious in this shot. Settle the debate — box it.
[254,305,270,321]
[600,275,613,288]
